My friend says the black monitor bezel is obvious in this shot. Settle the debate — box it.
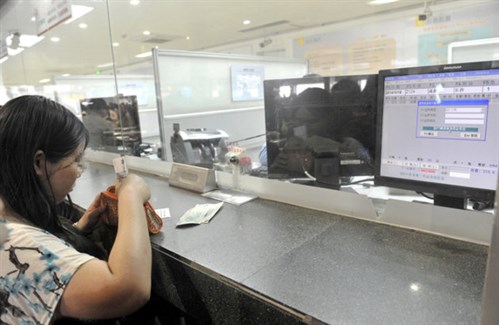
[374,60,499,203]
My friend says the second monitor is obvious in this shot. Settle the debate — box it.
[263,74,378,188]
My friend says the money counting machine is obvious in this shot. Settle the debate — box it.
[170,123,229,168]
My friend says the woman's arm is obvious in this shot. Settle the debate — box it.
[58,174,152,319]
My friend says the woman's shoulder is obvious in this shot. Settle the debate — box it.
[5,218,68,245]
[0,217,95,324]
[1,218,95,264]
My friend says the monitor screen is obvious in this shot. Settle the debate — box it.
[80,95,142,153]
[375,61,499,209]
[264,74,377,188]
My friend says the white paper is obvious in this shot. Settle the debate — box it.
[176,202,224,226]
[202,189,257,206]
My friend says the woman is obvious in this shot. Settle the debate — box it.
[0,95,152,324]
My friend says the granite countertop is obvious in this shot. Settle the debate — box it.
[72,163,488,324]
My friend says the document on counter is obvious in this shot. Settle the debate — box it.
[201,189,257,206]
[176,202,224,227]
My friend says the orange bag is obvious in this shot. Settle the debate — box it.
[99,185,163,234]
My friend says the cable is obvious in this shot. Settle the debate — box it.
[416,192,434,200]
[341,177,374,186]
[304,170,316,181]
[471,199,494,211]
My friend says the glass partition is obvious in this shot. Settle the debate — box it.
[1,0,498,211]
[152,49,306,166]
[0,0,127,155]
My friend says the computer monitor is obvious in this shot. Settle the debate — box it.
[375,61,499,209]
[264,74,377,189]
[80,95,142,153]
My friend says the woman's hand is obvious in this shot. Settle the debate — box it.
[74,194,105,233]
[117,174,150,205]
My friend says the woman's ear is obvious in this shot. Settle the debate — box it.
[33,150,46,176]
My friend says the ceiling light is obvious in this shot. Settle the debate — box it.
[79,23,88,29]
[97,62,114,68]
[50,37,60,42]
[135,51,152,58]
[369,0,399,4]
[6,33,44,49]
[64,5,94,25]
[31,16,36,22]
[61,73,70,77]
[19,34,44,47]
[130,0,140,5]
[7,47,24,56]
[243,20,251,25]
[186,36,190,40]
[112,42,120,47]
[39,78,51,83]
[143,30,151,36]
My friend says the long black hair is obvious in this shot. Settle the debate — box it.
[0,95,105,258]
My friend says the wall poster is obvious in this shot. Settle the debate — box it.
[230,64,264,102]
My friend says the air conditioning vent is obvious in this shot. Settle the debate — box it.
[133,34,177,44]
[141,36,171,44]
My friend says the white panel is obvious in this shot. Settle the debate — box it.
[155,50,307,115]
[448,38,499,64]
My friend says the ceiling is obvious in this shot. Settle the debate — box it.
[1,0,451,86]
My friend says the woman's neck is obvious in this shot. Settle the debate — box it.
[0,196,4,215]
[0,196,32,225]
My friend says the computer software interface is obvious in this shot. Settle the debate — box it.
[379,68,499,190]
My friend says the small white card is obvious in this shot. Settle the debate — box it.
[155,208,171,219]
[113,156,128,180]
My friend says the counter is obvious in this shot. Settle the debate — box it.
[71,163,487,324]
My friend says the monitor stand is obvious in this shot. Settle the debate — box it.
[434,194,467,210]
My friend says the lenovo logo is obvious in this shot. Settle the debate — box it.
[443,65,463,70]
